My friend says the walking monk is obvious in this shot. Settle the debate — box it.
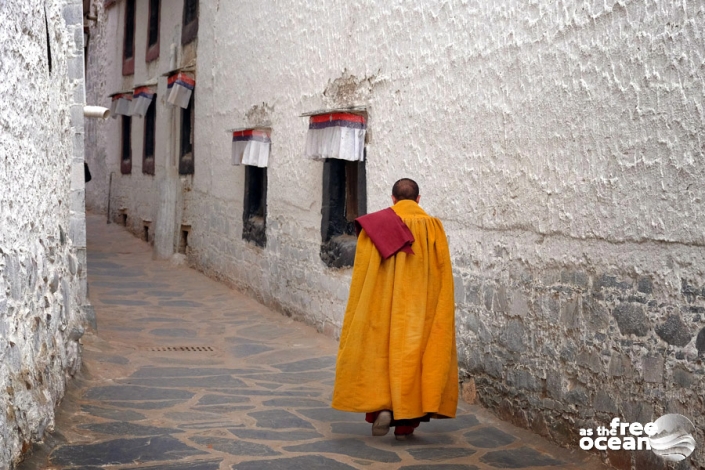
[332,178,458,440]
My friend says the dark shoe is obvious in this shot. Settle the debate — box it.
[372,410,392,436]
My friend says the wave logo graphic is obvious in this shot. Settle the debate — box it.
[649,414,697,462]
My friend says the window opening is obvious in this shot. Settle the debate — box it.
[181,0,198,45]
[320,156,367,268]
[146,0,160,62]
[122,0,136,75]
[179,226,191,254]
[143,94,156,175]
[120,115,132,174]
[243,166,267,247]
[179,94,194,175]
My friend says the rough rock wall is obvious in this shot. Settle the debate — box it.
[454,232,705,469]
[0,0,87,467]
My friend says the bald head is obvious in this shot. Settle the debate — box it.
[392,178,420,204]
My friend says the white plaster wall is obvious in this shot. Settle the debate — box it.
[85,0,185,236]
[84,0,117,214]
[189,0,705,319]
[0,0,86,467]
[196,0,705,244]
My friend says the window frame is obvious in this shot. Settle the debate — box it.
[122,0,136,75]
[120,115,132,174]
[181,0,199,45]
[145,0,160,63]
[142,94,156,175]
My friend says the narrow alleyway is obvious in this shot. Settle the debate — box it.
[21,214,610,470]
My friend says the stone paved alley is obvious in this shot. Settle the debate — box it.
[20,214,611,470]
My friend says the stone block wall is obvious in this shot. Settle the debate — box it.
[0,0,88,467]
[451,228,705,468]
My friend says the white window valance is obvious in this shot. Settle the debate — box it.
[131,86,155,117]
[305,112,366,162]
[167,72,194,108]
[231,129,271,168]
[109,92,133,118]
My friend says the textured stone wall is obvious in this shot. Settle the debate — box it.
[85,1,705,468]
[0,0,88,468]
[453,231,705,469]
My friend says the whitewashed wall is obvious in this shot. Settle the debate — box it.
[86,1,705,468]
[85,0,186,237]
[0,0,87,467]
[84,0,117,214]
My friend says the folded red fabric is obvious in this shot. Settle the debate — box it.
[355,208,415,259]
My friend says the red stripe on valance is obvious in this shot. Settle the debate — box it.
[309,112,365,125]
[232,129,270,139]
[133,86,154,96]
[112,93,133,101]
[168,72,195,87]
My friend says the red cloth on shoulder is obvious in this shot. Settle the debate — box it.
[354,208,414,259]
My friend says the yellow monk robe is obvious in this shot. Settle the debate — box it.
[332,199,458,420]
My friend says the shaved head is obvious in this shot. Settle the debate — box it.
[392,178,420,201]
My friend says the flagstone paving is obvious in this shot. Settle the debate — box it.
[19,214,611,470]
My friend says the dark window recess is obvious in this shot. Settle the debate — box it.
[181,0,198,45]
[84,25,89,69]
[142,95,156,175]
[179,94,194,175]
[179,226,190,254]
[120,115,132,174]
[122,0,135,75]
[146,0,160,62]
[320,157,367,268]
[123,0,135,57]
[242,166,267,247]
[44,5,52,74]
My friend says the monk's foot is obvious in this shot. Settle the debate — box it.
[394,424,416,440]
[371,410,392,436]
